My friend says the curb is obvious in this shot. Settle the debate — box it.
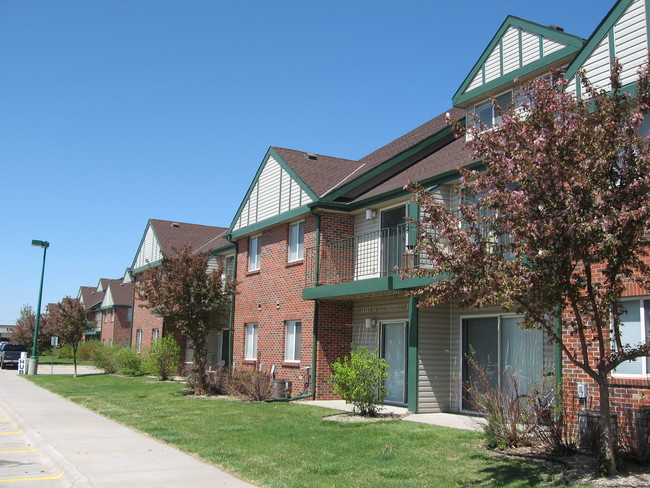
[0,394,97,487]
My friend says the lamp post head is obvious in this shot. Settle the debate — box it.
[31,240,49,249]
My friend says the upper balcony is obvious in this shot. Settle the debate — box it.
[303,224,433,300]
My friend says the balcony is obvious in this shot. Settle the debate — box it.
[303,224,428,295]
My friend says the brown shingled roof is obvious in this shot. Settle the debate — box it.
[351,137,474,202]
[149,219,230,256]
[106,280,134,307]
[79,286,104,310]
[271,147,366,198]
[360,107,466,167]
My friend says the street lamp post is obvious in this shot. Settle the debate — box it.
[29,239,49,375]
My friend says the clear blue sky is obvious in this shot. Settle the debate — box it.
[1,0,615,324]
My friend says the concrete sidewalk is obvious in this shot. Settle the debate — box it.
[305,400,485,431]
[0,369,257,487]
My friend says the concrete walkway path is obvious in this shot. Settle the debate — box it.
[305,400,485,431]
[0,368,257,487]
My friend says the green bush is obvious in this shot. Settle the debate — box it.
[57,344,73,359]
[91,343,120,374]
[144,336,181,380]
[115,347,143,376]
[330,346,389,416]
[77,340,101,361]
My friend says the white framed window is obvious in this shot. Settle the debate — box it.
[110,309,114,322]
[614,298,650,376]
[288,221,304,262]
[136,329,143,353]
[245,323,258,360]
[284,320,302,362]
[473,90,513,131]
[152,328,160,342]
[248,236,261,271]
[223,254,235,281]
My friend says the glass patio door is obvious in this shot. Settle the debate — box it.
[462,317,498,411]
[381,206,406,276]
[381,322,407,405]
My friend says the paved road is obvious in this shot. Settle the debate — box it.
[0,367,257,487]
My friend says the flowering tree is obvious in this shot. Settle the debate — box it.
[404,62,650,474]
[138,246,235,394]
[49,297,91,376]
[13,304,54,353]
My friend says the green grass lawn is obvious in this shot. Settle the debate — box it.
[29,375,575,488]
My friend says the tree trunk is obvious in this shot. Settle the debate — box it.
[193,343,209,395]
[598,378,618,475]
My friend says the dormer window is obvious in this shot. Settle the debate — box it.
[473,90,513,131]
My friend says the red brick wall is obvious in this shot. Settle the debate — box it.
[561,258,650,424]
[232,213,355,398]
[100,307,132,345]
[131,284,164,351]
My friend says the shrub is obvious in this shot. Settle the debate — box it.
[463,355,535,449]
[77,340,101,361]
[330,346,388,416]
[91,343,120,374]
[225,369,273,401]
[57,344,73,359]
[144,336,181,380]
[114,347,143,376]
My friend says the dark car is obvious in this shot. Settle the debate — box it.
[0,343,28,369]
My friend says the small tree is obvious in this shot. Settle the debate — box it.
[138,246,235,394]
[331,346,389,416]
[48,297,91,376]
[145,335,181,380]
[404,62,650,475]
[13,304,54,353]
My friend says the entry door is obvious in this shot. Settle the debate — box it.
[462,317,498,411]
[381,322,407,405]
[381,206,406,276]
[220,329,231,365]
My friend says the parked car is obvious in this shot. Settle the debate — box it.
[0,343,27,369]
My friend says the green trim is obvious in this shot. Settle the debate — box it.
[228,147,319,234]
[454,48,580,106]
[407,201,419,248]
[453,15,585,106]
[565,0,635,80]
[538,33,544,58]
[608,29,616,66]
[131,260,162,275]
[407,297,419,412]
[323,126,455,202]
[302,275,435,300]
[208,244,237,257]
[228,205,311,239]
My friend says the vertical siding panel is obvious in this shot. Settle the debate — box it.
[484,45,502,83]
[582,36,612,92]
[502,27,520,74]
[615,0,648,86]
[542,38,565,56]
[417,304,452,413]
[521,30,541,66]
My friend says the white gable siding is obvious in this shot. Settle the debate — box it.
[468,70,483,91]
[484,44,502,83]
[521,30,541,66]
[233,156,313,231]
[615,0,648,86]
[502,27,520,74]
[134,225,162,270]
[103,287,114,308]
[542,37,564,56]
[583,36,612,92]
